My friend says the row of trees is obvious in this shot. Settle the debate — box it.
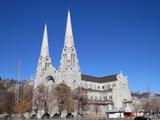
[0,79,89,116]
[33,83,88,116]
[133,92,160,113]
[0,76,94,119]
[0,79,32,115]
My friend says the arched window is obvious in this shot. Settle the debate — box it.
[90,96,93,100]
[112,83,116,88]
[46,76,55,83]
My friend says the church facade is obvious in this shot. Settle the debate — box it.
[33,10,133,117]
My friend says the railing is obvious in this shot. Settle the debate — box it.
[81,88,112,93]
[87,100,113,105]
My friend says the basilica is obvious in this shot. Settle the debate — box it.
[33,10,133,117]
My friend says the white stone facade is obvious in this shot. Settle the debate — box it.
[33,10,133,117]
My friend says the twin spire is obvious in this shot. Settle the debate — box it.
[39,10,79,71]
[40,10,74,57]
[64,10,74,47]
[40,24,49,57]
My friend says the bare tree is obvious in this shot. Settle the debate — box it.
[73,87,88,115]
[0,79,33,115]
[52,83,74,115]
[1,92,15,115]
[14,84,32,114]
[142,96,160,113]
[14,93,32,114]
[33,84,50,114]
[133,101,143,113]
[0,80,15,115]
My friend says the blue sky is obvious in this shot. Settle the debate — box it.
[0,0,160,92]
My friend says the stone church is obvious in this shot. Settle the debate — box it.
[33,10,133,117]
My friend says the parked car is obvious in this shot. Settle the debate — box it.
[134,116,151,120]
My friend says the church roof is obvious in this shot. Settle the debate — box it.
[81,74,118,83]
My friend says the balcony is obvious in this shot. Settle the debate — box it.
[81,88,112,93]
[122,99,133,103]
[87,99,113,105]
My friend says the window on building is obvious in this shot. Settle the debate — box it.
[85,84,88,88]
[109,95,112,100]
[90,84,92,89]
[100,96,102,100]
[85,95,88,99]
[46,76,55,83]
[104,96,108,100]
[112,83,116,88]
[102,86,105,89]
[108,84,110,89]
[95,96,98,100]
[90,96,93,100]
[122,99,127,108]
[106,84,110,89]
[112,105,114,110]
[106,105,109,110]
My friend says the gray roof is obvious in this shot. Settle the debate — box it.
[81,74,118,83]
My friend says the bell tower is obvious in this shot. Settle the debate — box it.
[58,10,81,88]
[59,10,80,72]
[34,24,56,88]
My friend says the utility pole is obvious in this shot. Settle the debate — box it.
[15,61,21,104]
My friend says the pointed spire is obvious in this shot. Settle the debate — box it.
[59,10,80,71]
[40,24,49,57]
[64,10,74,47]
